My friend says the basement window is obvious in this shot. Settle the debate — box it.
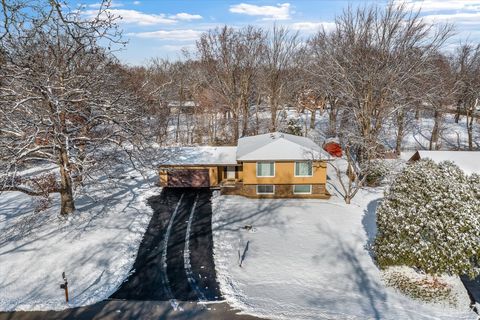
[256,185,275,195]
[293,185,312,194]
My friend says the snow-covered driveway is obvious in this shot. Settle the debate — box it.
[212,190,476,320]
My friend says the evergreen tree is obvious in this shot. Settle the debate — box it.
[284,119,303,136]
[374,160,480,278]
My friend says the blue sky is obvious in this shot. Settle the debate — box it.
[77,0,480,65]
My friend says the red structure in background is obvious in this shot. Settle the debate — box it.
[323,141,343,157]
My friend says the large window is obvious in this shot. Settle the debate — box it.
[257,185,275,194]
[293,185,312,194]
[295,161,313,177]
[256,162,275,177]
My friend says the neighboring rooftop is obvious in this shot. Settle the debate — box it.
[158,146,238,166]
[236,132,330,161]
[410,150,480,175]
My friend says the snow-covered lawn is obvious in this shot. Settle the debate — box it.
[212,189,476,320]
[0,166,159,311]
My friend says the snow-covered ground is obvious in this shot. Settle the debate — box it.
[212,187,476,319]
[0,165,160,311]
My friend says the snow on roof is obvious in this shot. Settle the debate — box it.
[167,100,196,107]
[236,132,331,161]
[415,150,480,175]
[158,146,238,166]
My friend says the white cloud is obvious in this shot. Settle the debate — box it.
[422,11,480,24]
[169,12,203,21]
[88,1,124,8]
[160,44,197,51]
[83,8,202,25]
[127,29,203,40]
[399,0,480,12]
[291,21,335,32]
[229,3,291,20]
[133,1,141,5]
[84,9,177,25]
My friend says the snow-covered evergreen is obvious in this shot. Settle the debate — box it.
[374,160,480,278]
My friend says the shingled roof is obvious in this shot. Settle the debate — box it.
[236,132,331,161]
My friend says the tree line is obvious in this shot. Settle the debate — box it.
[1,0,479,214]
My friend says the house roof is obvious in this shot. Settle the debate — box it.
[158,146,238,166]
[236,132,331,161]
[411,150,480,176]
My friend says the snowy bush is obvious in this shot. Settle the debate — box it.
[469,173,480,199]
[365,160,391,187]
[383,268,455,305]
[374,160,480,278]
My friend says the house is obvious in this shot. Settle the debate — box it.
[408,150,480,175]
[167,100,197,114]
[158,132,331,199]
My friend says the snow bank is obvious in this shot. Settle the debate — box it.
[211,189,476,320]
[0,166,160,311]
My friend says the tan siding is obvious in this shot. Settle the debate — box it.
[221,183,330,199]
[242,161,327,185]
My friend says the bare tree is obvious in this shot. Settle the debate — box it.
[310,2,453,162]
[196,26,265,143]
[0,0,143,215]
[423,53,457,150]
[261,25,301,131]
[453,44,480,150]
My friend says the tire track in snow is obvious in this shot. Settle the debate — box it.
[183,194,207,302]
[161,193,184,310]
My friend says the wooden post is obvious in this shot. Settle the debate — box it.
[61,272,69,303]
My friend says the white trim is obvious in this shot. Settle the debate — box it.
[256,161,275,177]
[256,184,275,195]
[293,184,312,194]
[294,161,313,177]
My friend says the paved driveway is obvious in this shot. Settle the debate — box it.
[0,188,266,320]
[112,188,221,301]
[0,301,262,320]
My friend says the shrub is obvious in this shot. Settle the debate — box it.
[374,160,480,278]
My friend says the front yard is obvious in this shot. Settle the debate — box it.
[0,165,159,311]
[211,188,476,320]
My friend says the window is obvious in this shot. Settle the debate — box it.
[293,185,312,194]
[257,185,275,194]
[256,162,275,177]
[295,161,313,177]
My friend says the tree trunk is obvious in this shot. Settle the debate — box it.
[175,111,180,143]
[467,110,474,151]
[270,96,277,132]
[345,196,351,205]
[59,146,75,216]
[232,111,239,143]
[395,109,405,156]
[328,101,337,136]
[255,97,260,135]
[242,99,249,137]
[304,110,308,136]
[454,105,461,123]
[414,107,420,120]
[429,110,441,150]
[310,108,316,129]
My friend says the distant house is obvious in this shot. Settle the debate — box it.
[408,150,480,175]
[167,100,197,114]
[158,132,331,198]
